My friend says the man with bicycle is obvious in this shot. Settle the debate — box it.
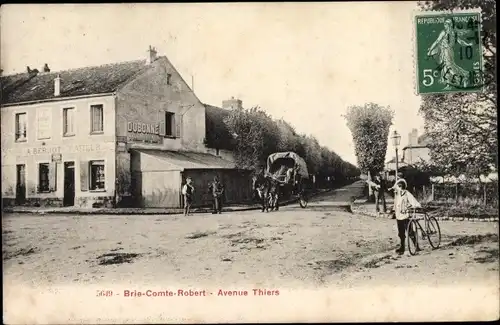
[392,179,422,255]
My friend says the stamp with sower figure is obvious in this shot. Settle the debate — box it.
[414,8,484,94]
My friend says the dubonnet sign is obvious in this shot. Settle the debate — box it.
[127,121,164,144]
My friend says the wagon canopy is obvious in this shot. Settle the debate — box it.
[265,152,309,179]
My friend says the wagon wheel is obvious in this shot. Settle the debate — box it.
[299,190,308,208]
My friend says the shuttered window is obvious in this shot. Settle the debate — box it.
[90,104,104,133]
[15,113,27,142]
[48,162,57,191]
[175,114,181,138]
[165,112,174,137]
[63,107,75,136]
[90,160,105,190]
[38,163,50,192]
[80,160,89,191]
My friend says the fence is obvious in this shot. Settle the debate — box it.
[423,182,499,207]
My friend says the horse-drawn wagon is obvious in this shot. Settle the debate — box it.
[253,151,310,211]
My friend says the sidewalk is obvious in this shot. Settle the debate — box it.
[2,189,332,215]
[352,199,500,222]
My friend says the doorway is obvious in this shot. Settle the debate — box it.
[15,164,26,205]
[64,162,75,206]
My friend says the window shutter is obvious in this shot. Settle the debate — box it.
[159,121,166,137]
[48,162,57,192]
[80,160,89,191]
[175,114,181,138]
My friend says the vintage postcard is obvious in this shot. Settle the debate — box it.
[1,2,498,324]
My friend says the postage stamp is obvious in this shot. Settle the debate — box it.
[414,9,484,95]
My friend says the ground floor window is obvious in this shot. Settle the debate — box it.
[38,163,50,192]
[90,160,105,190]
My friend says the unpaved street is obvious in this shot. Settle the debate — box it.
[3,183,499,322]
[3,204,498,289]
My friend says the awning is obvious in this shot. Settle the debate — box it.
[132,149,236,171]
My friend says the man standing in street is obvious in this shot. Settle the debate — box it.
[208,176,224,214]
[368,173,387,213]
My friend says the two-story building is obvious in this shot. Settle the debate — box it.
[401,129,431,165]
[1,46,252,209]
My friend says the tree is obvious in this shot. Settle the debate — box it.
[418,0,497,177]
[223,106,268,171]
[224,105,361,182]
[343,103,394,176]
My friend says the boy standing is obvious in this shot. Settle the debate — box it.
[392,178,421,255]
[182,177,194,216]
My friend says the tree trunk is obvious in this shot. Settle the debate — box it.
[483,182,487,206]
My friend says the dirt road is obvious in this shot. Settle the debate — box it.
[3,184,498,322]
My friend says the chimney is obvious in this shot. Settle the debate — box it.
[54,74,61,96]
[408,128,418,147]
[146,45,158,65]
[43,63,50,73]
[27,66,32,73]
[222,97,243,110]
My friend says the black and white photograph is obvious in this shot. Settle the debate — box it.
[1,2,498,323]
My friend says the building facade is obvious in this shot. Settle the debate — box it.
[401,128,431,165]
[1,46,251,208]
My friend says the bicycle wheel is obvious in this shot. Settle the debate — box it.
[407,219,420,256]
[426,216,441,249]
[299,192,308,208]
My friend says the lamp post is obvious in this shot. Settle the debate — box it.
[391,130,401,183]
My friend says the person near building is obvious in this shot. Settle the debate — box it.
[182,177,195,216]
[208,176,225,214]
[392,178,421,255]
[373,174,387,212]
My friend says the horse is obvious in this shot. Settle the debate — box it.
[252,171,280,212]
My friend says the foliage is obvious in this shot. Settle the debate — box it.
[343,103,394,175]
[222,105,360,179]
[418,0,497,176]
[204,105,234,151]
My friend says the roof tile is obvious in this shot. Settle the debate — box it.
[1,59,149,105]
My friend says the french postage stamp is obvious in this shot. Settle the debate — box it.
[414,9,484,94]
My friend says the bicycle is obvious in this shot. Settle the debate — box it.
[406,207,442,255]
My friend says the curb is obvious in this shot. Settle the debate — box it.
[1,199,301,216]
[351,206,499,223]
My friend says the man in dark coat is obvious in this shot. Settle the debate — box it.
[208,176,224,214]
[371,174,387,213]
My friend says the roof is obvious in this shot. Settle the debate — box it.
[418,133,430,145]
[266,151,309,178]
[133,149,236,170]
[204,104,234,150]
[1,59,151,105]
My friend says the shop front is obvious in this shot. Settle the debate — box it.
[1,142,116,208]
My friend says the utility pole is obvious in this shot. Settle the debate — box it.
[191,74,194,91]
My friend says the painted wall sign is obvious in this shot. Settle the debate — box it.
[51,153,62,163]
[37,107,52,140]
[126,121,165,144]
[127,121,160,135]
[13,143,107,157]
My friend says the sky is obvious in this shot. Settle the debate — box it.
[0,2,425,166]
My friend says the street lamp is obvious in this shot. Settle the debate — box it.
[391,130,401,183]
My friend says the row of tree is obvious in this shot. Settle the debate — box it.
[205,105,360,180]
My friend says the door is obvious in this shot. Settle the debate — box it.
[64,162,75,206]
[15,164,26,205]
